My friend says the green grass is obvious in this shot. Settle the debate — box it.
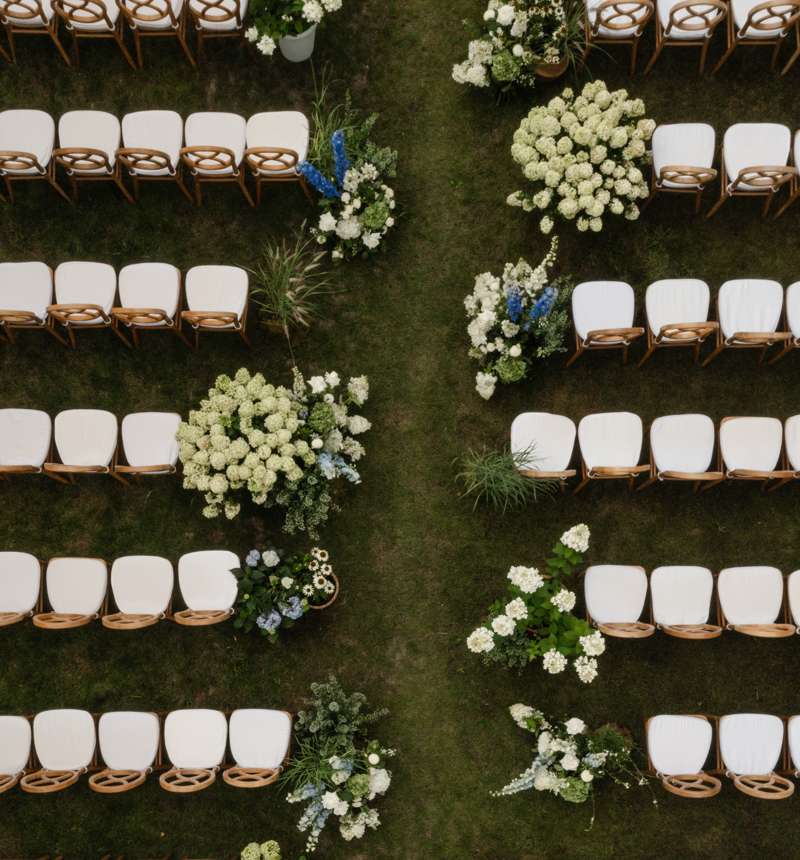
[2,3,800,859]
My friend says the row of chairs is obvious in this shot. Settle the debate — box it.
[0,109,311,206]
[0,707,292,794]
[583,0,800,75]
[643,123,800,220]
[511,412,800,494]
[0,263,252,349]
[0,550,241,629]
[566,278,800,368]
[584,564,800,639]
[644,713,800,799]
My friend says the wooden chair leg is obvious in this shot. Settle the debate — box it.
[115,27,138,69]
[133,29,143,68]
[622,343,629,365]
[298,175,315,205]
[50,20,71,66]
[769,38,781,72]
[640,185,657,213]
[768,342,793,364]
[65,325,77,349]
[131,327,140,349]
[757,343,770,365]
[637,343,656,367]
[767,476,794,492]
[701,343,724,366]
[693,187,704,215]
[565,343,584,367]
[72,33,80,71]
[693,341,701,365]
[196,28,203,65]
[636,474,658,491]
[174,326,194,348]
[773,185,800,220]
[573,475,590,495]
[2,25,14,63]
[43,469,70,484]
[700,476,725,491]
[238,172,255,207]
[47,323,70,346]
[112,324,132,348]
[177,28,196,67]
[241,31,259,63]
[781,39,800,74]
[195,327,200,349]
[578,42,591,72]
[239,328,253,350]
[712,38,737,73]
[70,175,78,203]
[762,189,774,218]
[699,39,710,74]
[630,37,639,74]
[642,42,662,74]
[195,176,202,206]
[47,173,72,202]
[256,176,262,205]
[705,191,729,219]
[113,171,136,204]
[110,469,131,486]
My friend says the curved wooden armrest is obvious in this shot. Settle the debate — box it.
[32,611,96,629]
[47,303,111,325]
[222,765,282,787]
[730,623,796,638]
[727,469,793,480]
[89,768,148,793]
[179,145,237,173]
[44,463,109,474]
[102,611,162,630]
[52,147,113,174]
[115,148,175,174]
[0,610,33,627]
[661,772,722,797]
[659,470,724,481]
[732,773,794,799]
[726,331,792,345]
[110,307,171,326]
[244,146,300,172]
[595,621,655,638]
[0,149,47,174]
[585,326,645,345]
[20,768,82,793]
[659,623,723,639]
[657,165,718,187]
[730,165,798,192]
[0,772,22,793]
[115,464,176,474]
[588,465,650,478]
[0,464,42,474]
[518,469,576,479]
[655,321,718,342]
[173,608,233,626]
[159,766,218,792]
[181,310,240,329]
[0,309,44,325]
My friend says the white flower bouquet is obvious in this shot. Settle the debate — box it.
[465,237,573,400]
[467,525,604,681]
[244,0,342,56]
[240,842,281,860]
[507,80,656,233]
[176,367,370,537]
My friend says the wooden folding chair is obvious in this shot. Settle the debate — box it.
[223,709,292,788]
[0,409,59,483]
[584,564,655,637]
[582,0,655,73]
[650,565,723,638]
[716,416,793,490]
[182,264,252,349]
[115,413,181,483]
[88,711,162,792]
[567,281,645,367]
[643,0,727,74]
[159,709,227,792]
[52,0,137,68]
[641,714,722,796]
[716,567,796,637]
[180,145,253,206]
[0,552,44,626]
[712,0,800,73]
[0,714,35,793]
[117,0,196,66]
[20,709,98,792]
[244,111,313,205]
[510,412,576,492]
[45,409,130,486]
[173,550,238,625]
[574,412,649,494]
[187,0,256,64]
[102,556,174,629]
[32,557,109,629]
[0,110,70,203]
[715,713,795,797]
[0,0,71,63]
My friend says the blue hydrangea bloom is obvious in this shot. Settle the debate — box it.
[281,595,304,620]
[262,609,281,633]
[506,286,524,323]
[255,613,269,629]
[245,549,261,568]
[297,161,341,199]
[332,130,350,186]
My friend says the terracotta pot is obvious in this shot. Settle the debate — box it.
[534,56,570,79]
[308,572,339,610]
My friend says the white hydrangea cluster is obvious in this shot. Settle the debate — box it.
[542,649,567,673]
[507,80,655,233]
[509,703,540,729]
[339,807,380,841]
[551,588,576,612]
[574,655,599,683]
[245,0,341,49]
[561,523,590,553]
[507,565,544,593]
[579,630,606,656]
[466,626,495,653]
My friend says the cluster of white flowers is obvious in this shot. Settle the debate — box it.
[509,703,540,729]
[561,523,590,553]
[507,80,656,233]
[245,0,341,48]
[507,565,544,593]
[340,807,380,841]
[240,841,280,860]
[475,371,497,400]
[551,588,576,612]
[579,630,606,656]
[466,626,495,653]
[542,649,567,673]
[574,655,599,683]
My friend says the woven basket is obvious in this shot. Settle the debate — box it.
[308,573,339,611]
[534,57,570,79]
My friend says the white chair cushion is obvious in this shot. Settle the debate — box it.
[586,0,650,35]
[658,0,719,36]
[0,408,51,469]
[719,416,782,473]
[788,570,800,626]
[0,552,41,614]
[121,412,180,470]
[0,261,53,321]
[188,0,246,29]
[723,124,791,189]
[121,0,183,28]
[54,261,116,322]
[785,281,800,341]
[718,279,783,342]
[163,709,227,768]
[245,112,309,176]
[58,111,120,171]
[788,715,800,771]
[178,550,239,611]
[184,112,246,174]
[572,281,635,342]
[584,565,648,623]
[650,414,715,474]
[46,557,107,615]
[648,715,713,776]
[54,409,118,467]
[185,265,248,327]
[229,709,291,769]
[578,412,643,471]
[651,566,713,625]
[785,415,800,471]
[1,0,56,25]
[32,709,95,770]
[645,279,710,338]
[0,716,32,776]
[61,0,120,29]
[652,124,715,187]
[110,556,173,615]
[510,412,576,472]
[0,110,55,173]
[121,111,183,172]
[718,566,783,625]
[118,263,180,322]
[732,0,794,34]
[720,713,784,775]
[98,712,159,771]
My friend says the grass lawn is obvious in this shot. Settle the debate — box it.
[2,0,800,857]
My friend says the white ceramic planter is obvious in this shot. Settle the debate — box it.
[279,23,317,62]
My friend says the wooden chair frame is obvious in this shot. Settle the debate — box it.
[44,417,130,486]
[52,0,137,69]
[0,263,70,347]
[0,716,36,792]
[518,466,576,492]
[32,558,110,629]
[585,566,656,637]
[640,164,718,216]
[715,570,796,637]
[641,714,723,796]
[179,145,254,207]
[701,296,792,366]
[0,559,44,626]
[243,147,314,206]
[566,324,646,367]
[20,713,100,793]
[116,0,196,67]
[766,289,798,365]
[102,565,174,628]
[1,426,66,484]
[636,420,724,492]
[705,146,798,219]
[187,0,257,65]
[88,711,162,793]
[181,302,253,349]
[573,456,649,494]
[52,146,135,204]
[637,296,719,367]
[47,278,132,349]
[643,0,727,74]
[172,606,233,626]
[765,417,800,491]
[222,709,293,788]
[0,150,71,203]
[646,569,724,638]
[772,131,800,221]
[115,146,194,204]
[110,275,193,349]
[715,416,794,491]
[0,0,71,64]
[712,0,800,73]
[582,0,655,74]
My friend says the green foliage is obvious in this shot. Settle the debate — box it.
[295,675,389,746]
[479,627,531,672]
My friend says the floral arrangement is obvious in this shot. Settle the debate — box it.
[507,80,656,234]
[453,0,584,95]
[466,525,605,682]
[176,367,370,537]
[232,546,337,641]
[465,237,573,400]
[283,676,393,852]
[244,0,342,57]
[492,704,647,807]
[240,842,284,860]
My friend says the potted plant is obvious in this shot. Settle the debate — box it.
[245,0,343,62]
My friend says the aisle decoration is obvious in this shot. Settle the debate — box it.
[240,842,286,860]
[232,546,338,641]
[283,676,394,852]
[244,0,342,56]
[176,367,370,536]
[507,80,656,234]
[466,525,605,681]
[464,237,573,400]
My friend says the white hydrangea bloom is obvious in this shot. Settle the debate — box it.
[466,626,495,653]
[580,630,606,656]
[551,589,576,613]
[542,649,567,673]
[507,565,544,593]
[505,597,528,620]
[575,655,598,683]
[560,523,590,553]
[491,614,516,636]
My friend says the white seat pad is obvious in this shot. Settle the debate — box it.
[229,709,291,769]
[0,110,55,173]
[719,416,782,473]
[185,265,248,327]
[98,712,159,771]
[0,551,41,614]
[650,414,715,474]
[0,408,51,468]
[121,412,180,469]
[33,709,96,770]
[652,124,716,188]
[121,0,183,28]
[572,281,635,342]
[0,261,53,321]
[54,262,116,322]
[658,0,719,36]
[651,566,713,626]
[1,0,56,25]
[510,412,576,472]
[584,565,647,623]
[785,282,800,341]
[245,112,309,176]
[718,279,783,342]
[788,715,800,771]
[645,279,711,337]
[46,557,107,615]
[121,111,183,172]
[0,715,32,776]
[578,412,643,471]
[164,709,227,768]
[58,111,120,171]
[111,555,173,615]
[184,112,246,174]
[788,570,800,626]
[648,715,713,776]
[586,0,650,35]
[118,263,180,322]
[188,0,246,29]
[61,0,120,29]
[54,409,117,467]
[720,713,784,775]
[731,0,795,34]
[785,415,800,471]
[718,566,783,625]
[724,124,791,189]
[178,550,239,611]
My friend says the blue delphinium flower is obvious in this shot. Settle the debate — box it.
[506,285,524,323]
[281,595,304,620]
[297,161,341,199]
[317,451,336,479]
[332,454,361,484]
[245,549,261,568]
[332,130,350,187]
[530,286,558,319]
